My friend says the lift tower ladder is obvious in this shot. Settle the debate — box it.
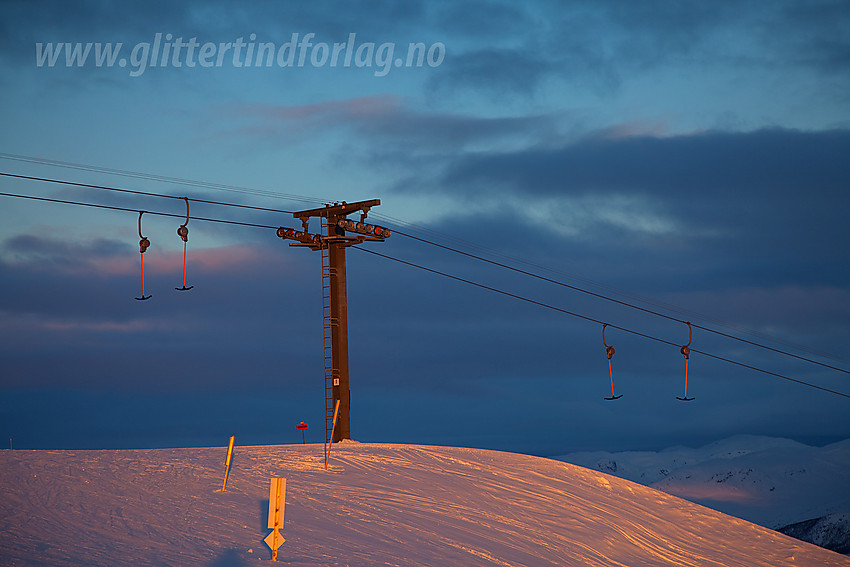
[320,216,337,448]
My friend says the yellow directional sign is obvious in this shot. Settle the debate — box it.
[264,528,285,551]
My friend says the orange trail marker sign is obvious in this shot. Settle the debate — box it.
[296,421,308,444]
[264,477,286,561]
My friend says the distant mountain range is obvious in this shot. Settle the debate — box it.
[556,435,850,554]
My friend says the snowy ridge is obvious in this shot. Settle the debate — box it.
[556,435,850,530]
[2,442,848,566]
[779,514,850,555]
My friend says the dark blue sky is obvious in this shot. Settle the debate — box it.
[1,1,848,455]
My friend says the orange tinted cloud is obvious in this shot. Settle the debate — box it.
[18,243,285,278]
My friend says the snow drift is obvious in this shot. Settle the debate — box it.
[2,442,848,566]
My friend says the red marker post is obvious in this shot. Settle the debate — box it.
[296,421,308,444]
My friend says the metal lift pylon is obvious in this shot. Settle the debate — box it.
[279,200,390,447]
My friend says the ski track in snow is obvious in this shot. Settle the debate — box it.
[1,443,848,566]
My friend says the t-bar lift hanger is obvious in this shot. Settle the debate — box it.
[602,323,623,400]
[676,321,695,401]
[135,211,152,300]
[175,197,193,291]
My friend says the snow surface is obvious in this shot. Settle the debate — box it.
[2,442,848,566]
[556,435,850,529]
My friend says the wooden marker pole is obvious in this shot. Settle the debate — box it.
[221,435,235,491]
[324,400,341,471]
[264,477,286,561]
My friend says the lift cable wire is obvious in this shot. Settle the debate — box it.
[0,191,278,230]
[0,187,846,399]
[388,228,850,376]
[0,153,324,205]
[3,155,844,366]
[351,246,850,399]
[2,152,846,365]
[0,172,297,215]
[370,210,850,367]
[2,170,848,375]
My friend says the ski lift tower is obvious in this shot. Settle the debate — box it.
[278,199,390,444]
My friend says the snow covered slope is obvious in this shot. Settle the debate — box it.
[556,435,850,530]
[779,514,850,555]
[1,442,848,566]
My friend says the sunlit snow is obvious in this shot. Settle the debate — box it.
[2,442,847,566]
